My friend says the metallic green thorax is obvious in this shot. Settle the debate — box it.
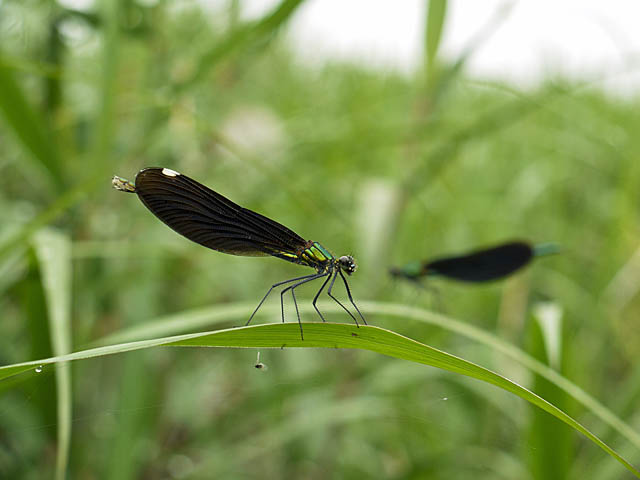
[401,261,428,278]
[300,242,334,271]
[533,243,561,257]
[276,241,335,272]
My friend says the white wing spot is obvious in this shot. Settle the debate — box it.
[161,168,179,177]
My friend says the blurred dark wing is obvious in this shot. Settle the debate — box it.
[133,168,308,257]
[426,241,533,282]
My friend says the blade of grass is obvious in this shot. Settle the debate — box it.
[428,2,514,107]
[528,304,571,479]
[93,0,120,163]
[0,0,121,263]
[94,303,252,346]
[0,171,103,261]
[0,322,638,477]
[372,302,640,453]
[0,57,64,190]
[44,16,64,116]
[91,301,640,455]
[195,123,345,222]
[175,0,304,91]
[424,0,447,76]
[18,251,57,426]
[403,90,556,196]
[33,229,72,480]
[0,249,25,295]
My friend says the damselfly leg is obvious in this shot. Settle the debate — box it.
[327,270,360,327]
[338,269,366,325]
[246,273,319,326]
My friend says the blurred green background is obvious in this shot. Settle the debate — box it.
[2,0,640,478]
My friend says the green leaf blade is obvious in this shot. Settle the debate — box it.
[0,59,64,190]
[0,321,637,477]
[33,229,73,480]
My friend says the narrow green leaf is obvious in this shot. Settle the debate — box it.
[528,303,571,479]
[19,251,57,426]
[0,58,63,190]
[0,322,638,477]
[399,84,573,201]
[95,303,252,346]
[0,172,102,261]
[176,0,304,90]
[0,0,123,263]
[425,0,447,74]
[93,0,121,163]
[92,300,640,458]
[372,302,640,453]
[33,229,72,480]
[427,3,514,107]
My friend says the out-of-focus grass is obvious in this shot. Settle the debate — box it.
[2,0,640,478]
[0,61,63,190]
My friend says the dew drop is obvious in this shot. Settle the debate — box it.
[442,397,448,401]
[35,365,43,373]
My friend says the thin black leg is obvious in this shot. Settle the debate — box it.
[327,270,360,326]
[291,286,303,340]
[279,274,325,321]
[312,273,332,322]
[339,269,367,325]
[280,273,326,340]
[280,287,286,323]
[246,273,319,326]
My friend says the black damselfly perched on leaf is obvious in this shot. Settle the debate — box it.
[112,167,365,339]
[389,241,559,284]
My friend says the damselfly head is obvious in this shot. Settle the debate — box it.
[389,261,423,280]
[338,255,357,275]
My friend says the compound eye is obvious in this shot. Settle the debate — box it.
[338,255,357,275]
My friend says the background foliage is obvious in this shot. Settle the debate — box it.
[1,0,640,478]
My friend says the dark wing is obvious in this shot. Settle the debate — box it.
[425,241,533,282]
[133,167,308,257]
